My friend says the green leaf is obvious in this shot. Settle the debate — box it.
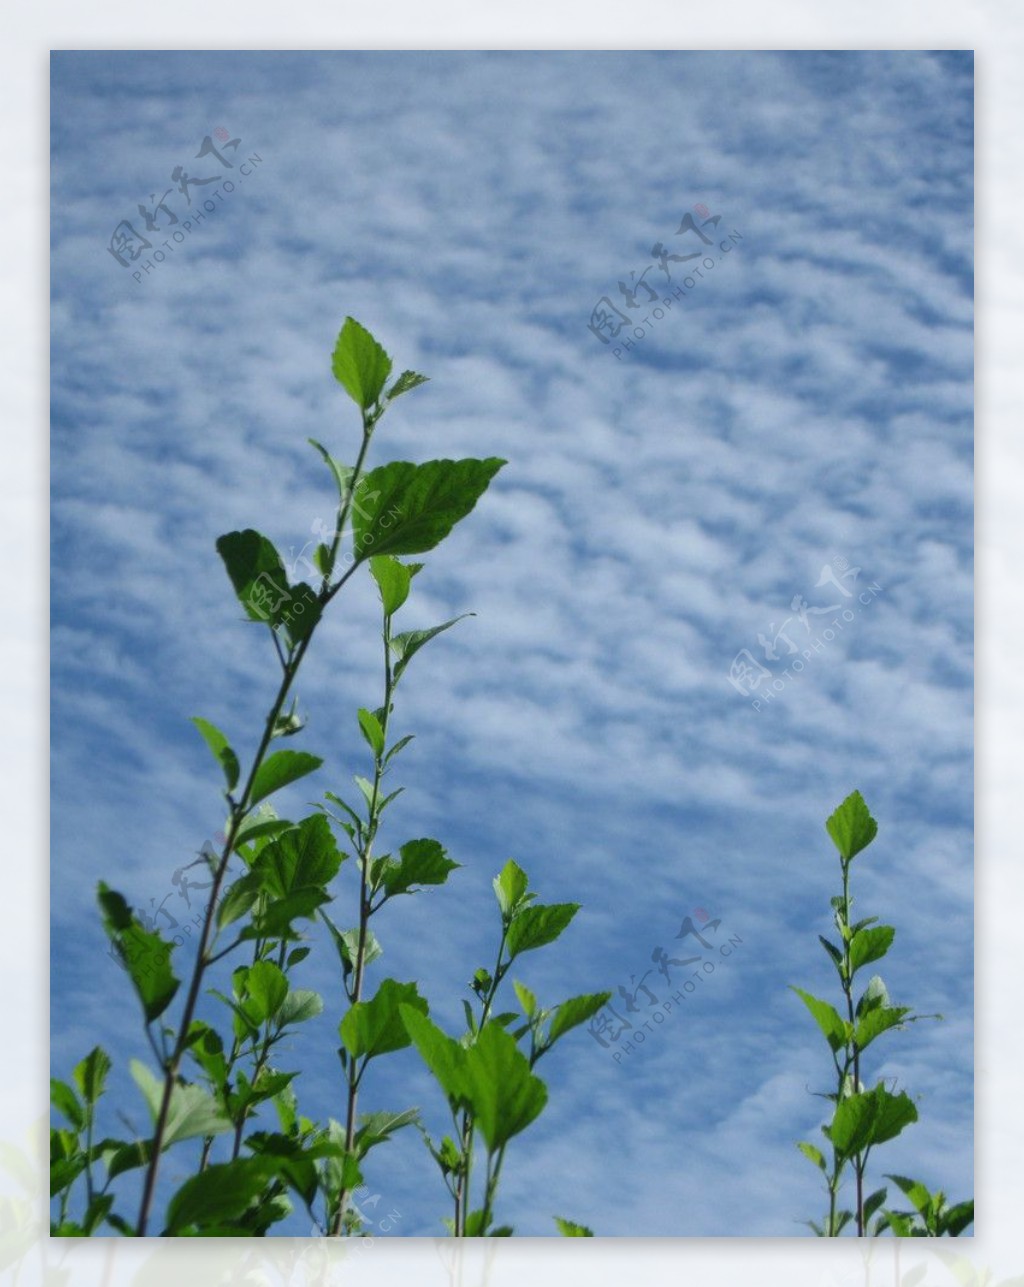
[254,814,342,894]
[863,1187,889,1224]
[98,883,180,1024]
[797,1141,827,1172]
[245,961,289,1024]
[308,438,354,504]
[855,974,890,1018]
[351,457,506,560]
[165,1157,279,1234]
[493,859,530,922]
[854,1004,912,1051]
[941,1199,974,1236]
[513,981,537,1018]
[280,582,322,647]
[331,317,393,410]
[399,1006,470,1107]
[885,1174,933,1217]
[790,986,851,1054]
[818,934,845,974]
[391,614,474,683]
[249,751,323,808]
[377,838,460,899]
[506,903,579,960]
[278,989,324,1026]
[849,925,895,974]
[357,708,386,759]
[544,992,613,1048]
[340,979,429,1062]
[215,874,261,930]
[460,1021,548,1151]
[831,1085,918,1158]
[369,555,413,615]
[73,1047,112,1106]
[216,530,292,628]
[554,1216,593,1236]
[354,1107,420,1155]
[129,1060,232,1148]
[191,717,240,792]
[826,790,878,861]
[321,911,383,979]
[50,1079,85,1131]
[386,370,429,402]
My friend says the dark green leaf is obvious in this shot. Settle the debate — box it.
[192,717,240,792]
[98,883,180,1024]
[215,872,261,930]
[849,925,895,974]
[863,1187,888,1224]
[854,1005,912,1051]
[340,979,429,1062]
[331,317,393,410]
[818,934,845,973]
[249,751,323,808]
[384,734,415,765]
[885,1174,933,1216]
[826,790,878,861]
[506,903,579,960]
[351,457,506,560]
[391,614,474,683]
[942,1199,974,1236]
[280,582,322,647]
[165,1157,279,1234]
[50,1079,84,1131]
[216,530,292,628]
[377,838,460,899]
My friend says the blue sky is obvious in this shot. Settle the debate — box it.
[49,50,973,1238]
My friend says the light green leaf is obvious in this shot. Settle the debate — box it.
[854,1005,912,1051]
[252,814,342,895]
[493,860,530,922]
[554,1216,593,1236]
[354,1107,420,1155]
[278,989,324,1027]
[797,1141,827,1172]
[544,992,613,1048]
[351,457,506,560]
[129,1060,232,1149]
[73,1047,112,1107]
[321,911,382,978]
[399,1006,470,1107]
[340,979,429,1062]
[461,1021,548,1151]
[191,717,240,792]
[249,751,323,808]
[386,370,429,402]
[331,317,393,410]
[849,925,895,974]
[50,1079,84,1131]
[507,903,579,960]
[245,961,289,1024]
[357,708,386,760]
[790,986,851,1054]
[369,555,413,615]
[826,790,878,861]
[391,614,473,683]
[885,1174,933,1217]
[513,980,537,1018]
[165,1158,278,1234]
[98,883,180,1024]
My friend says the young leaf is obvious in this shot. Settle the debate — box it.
[796,1141,827,1172]
[863,1187,889,1224]
[460,1021,548,1151]
[249,750,323,808]
[50,1079,85,1131]
[513,980,537,1018]
[493,859,530,922]
[386,370,429,402]
[790,986,851,1054]
[308,438,355,505]
[98,883,180,1024]
[351,457,506,560]
[73,1047,112,1107]
[331,317,393,410]
[506,903,579,960]
[357,708,386,758]
[340,980,429,1063]
[129,1060,232,1148]
[216,530,293,629]
[369,555,413,616]
[825,790,878,861]
[244,960,289,1024]
[885,1174,933,1216]
[377,838,460,899]
[854,1004,912,1051]
[191,717,240,792]
[554,1216,593,1236]
[354,1107,420,1155]
[848,925,895,974]
[855,974,890,1018]
[391,614,474,683]
[818,934,845,974]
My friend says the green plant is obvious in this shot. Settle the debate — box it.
[793,790,973,1238]
[50,317,604,1237]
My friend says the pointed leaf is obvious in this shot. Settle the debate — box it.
[192,717,240,792]
[399,1006,470,1107]
[357,708,386,758]
[554,1216,593,1236]
[50,1079,85,1131]
[545,992,613,1047]
[249,751,323,808]
[386,370,429,401]
[493,859,529,922]
[73,1048,112,1107]
[507,903,579,960]
[98,883,180,1023]
[165,1157,279,1234]
[308,438,354,504]
[391,614,474,682]
[461,1021,548,1151]
[797,1141,827,1172]
[790,986,851,1054]
[331,317,393,410]
[216,530,293,628]
[245,960,289,1024]
[278,989,323,1026]
[855,1005,912,1051]
[849,925,895,974]
[377,838,460,899]
[340,979,429,1062]
[351,457,506,560]
[369,556,413,616]
[129,1060,231,1148]
[826,790,878,861]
